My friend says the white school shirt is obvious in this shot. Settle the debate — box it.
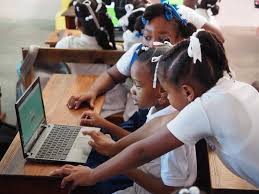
[114,105,196,194]
[55,33,107,75]
[123,30,142,51]
[116,6,207,77]
[167,77,259,187]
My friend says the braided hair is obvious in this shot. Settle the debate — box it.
[74,0,116,49]
[114,0,146,19]
[135,45,172,78]
[158,31,231,92]
[197,0,220,16]
[135,3,196,40]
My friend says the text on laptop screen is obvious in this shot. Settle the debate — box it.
[18,83,45,145]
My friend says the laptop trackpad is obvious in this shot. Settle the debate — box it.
[66,127,99,163]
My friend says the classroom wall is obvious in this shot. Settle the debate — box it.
[216,0,259,27]
[0,0,60,20]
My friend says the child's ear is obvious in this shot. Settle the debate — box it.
[181,84,195,103]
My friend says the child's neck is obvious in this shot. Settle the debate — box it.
[154,102,170,112]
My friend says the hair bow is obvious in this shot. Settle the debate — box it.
[163,3,187,25]
[187,29,204,63]
[141,16,149,26]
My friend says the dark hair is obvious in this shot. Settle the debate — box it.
[134,45,172,78]
[135,3,196,39]
[114,0,146,19]
[158,31,231,91]
[74,0,116,49]
[197,0,220,16]
[127,10,145,32]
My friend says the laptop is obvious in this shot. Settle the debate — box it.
[15,77,99,164]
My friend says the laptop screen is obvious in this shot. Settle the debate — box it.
[17,80,45,147]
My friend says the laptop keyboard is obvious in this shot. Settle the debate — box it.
[35,125,81,160]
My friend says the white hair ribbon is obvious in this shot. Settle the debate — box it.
[187,29,204,63]
[95,0,103,12]
[73,0,78,6]
[152,55,162,88]
[118,4,145,30]
[83,0,101,29]
[179,186,200,194]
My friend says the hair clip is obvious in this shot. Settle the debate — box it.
[187,29,204,63]
[141,16,149,26]
[141,45,149,51]
[85,15,93,21]
[152,55,162,88]
[179,186,200,194]
[163,3,187,25]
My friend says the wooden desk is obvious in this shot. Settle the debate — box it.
[0,74,104,194]
[62,6,76,29]
[208,148,259,193]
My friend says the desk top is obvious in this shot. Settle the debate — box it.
[61,6,75,17]
[208,148,258,191]
[0,74,104,176]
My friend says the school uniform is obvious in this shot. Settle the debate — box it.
[123,30,142,51]
[114,106,197,194]
[167,77,259,187]
[56,33,128,118]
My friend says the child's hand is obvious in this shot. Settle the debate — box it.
[80,111,106,128]
[50,164,96,189]
[82,130,116,157]
[67,92,96,109]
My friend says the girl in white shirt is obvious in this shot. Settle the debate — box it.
[79,45,196,194]
[56,0,116,50]
[51,30,259,189]
[57,0,128,118]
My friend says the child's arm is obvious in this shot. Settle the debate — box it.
[80,110,130,138]
[67,65,127,109]
[50,125,183,188]
[126,169,177,194]
[84,112,178,157]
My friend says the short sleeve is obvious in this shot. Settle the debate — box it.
[177,5,207,29]
[167,98,212,145]
[116,43,141,76]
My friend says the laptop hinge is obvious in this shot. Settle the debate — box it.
[26,123,47,154]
